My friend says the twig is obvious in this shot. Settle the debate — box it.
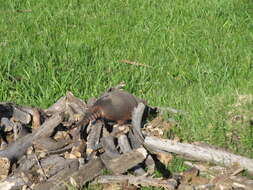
[119,60,151,67]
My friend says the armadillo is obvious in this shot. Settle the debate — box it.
[75,89,146,128]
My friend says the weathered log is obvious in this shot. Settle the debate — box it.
[12,107,31,124]
[66,91,86,115]
[86,120,103,159]
[93,175,177,189]
[145,155,156,174]
[230,176,253,189]
[145,136,253,175]
[0,118,14,132]
[13,122,31,141]
[101,136,120,159]
[34,158,104,190]
[16,154,37,172]
[118,134,146,176]
[131,103,145,145]
[33,137,70,152]
[33,113,64,139]
[0,173,30,190]
[13,105,45,129]
[0,157,79,190]
[118,134,131,153]
[0,113,63,162]
[128,130,142,149]
[46,143,74,155]
[0,103,36,125]
[45,96,66,115]
[39,155,79,178]
[101,147,147,174]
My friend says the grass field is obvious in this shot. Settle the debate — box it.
[1,0,253,183]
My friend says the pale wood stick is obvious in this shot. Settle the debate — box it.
[145,136,253,175]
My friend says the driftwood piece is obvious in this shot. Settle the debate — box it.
[35,158,104,190]
[145,155,156,174]
[131,103,145,145]
[11,105,44,129]
[45,96,66,115]
[101,136,120,159]
[118,134,132,153]
[0,113,63,162]
[93,175,177,189]
[0,103,35,125]
[230,176,253,189]
[33,113,63,139]
[66,91,86,115]
[86,121,103,158]
[33,137,70,152]
[0,173,29,190]
[13,122,31,141]
[101,147,147,174]
[46,143,74,155]
[1,157,79,190]
[128,130,142,149]
[145,136,253,175]
[16,155,36,172]
[39,155,79,178]
[0,118,14,132]
[118,134,146,176]
[12,107,31,124]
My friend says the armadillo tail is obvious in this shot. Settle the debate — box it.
[70,110,102,130]
[86,110,101,121]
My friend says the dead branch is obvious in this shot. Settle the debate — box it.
[118,134,146,176]
[0,113,63,162]
[101,136,120,159]
[145,136,253,175]
[86,121,103,159]
[101,147,147,174]
[34,158,104,190]
[0,173,29,190]
[45,96,66,115]
[131,103,146,144]
[93,175,177,189]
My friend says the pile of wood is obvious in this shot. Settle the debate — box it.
[1,87,253,190]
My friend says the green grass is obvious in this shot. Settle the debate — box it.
[0,0,253,179]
